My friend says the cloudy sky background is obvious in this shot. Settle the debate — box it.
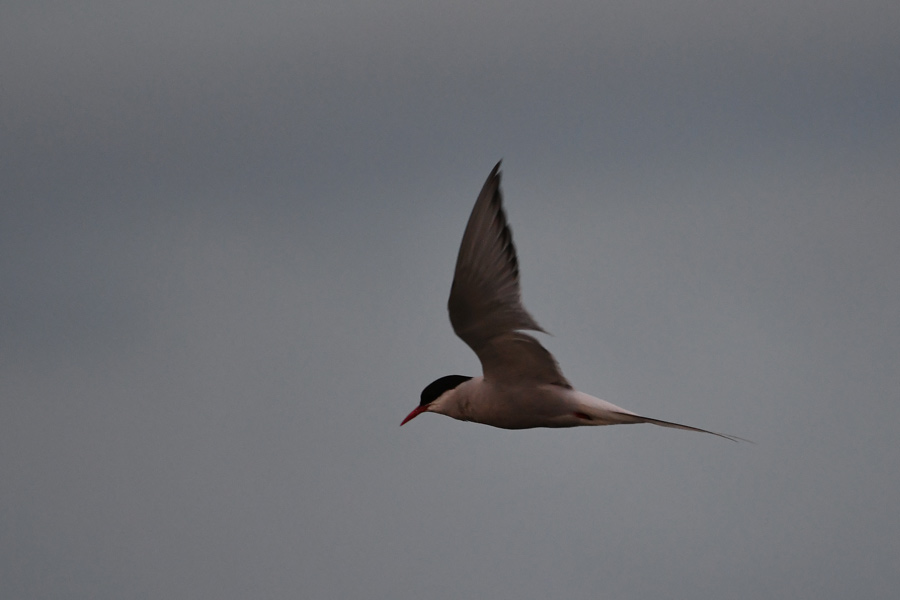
[3,1,899,598]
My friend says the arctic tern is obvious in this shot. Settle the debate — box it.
[401,161,743,442]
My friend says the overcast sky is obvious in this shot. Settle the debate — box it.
[2,1,899,598]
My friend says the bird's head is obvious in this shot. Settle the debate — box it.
[401,375,473,425]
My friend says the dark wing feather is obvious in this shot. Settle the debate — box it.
[477,332,572,389]
[448,162,569,388]
[448,161,545,351]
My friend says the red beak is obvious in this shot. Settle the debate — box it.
[400,404,428,426]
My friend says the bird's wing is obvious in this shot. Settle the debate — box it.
[477,331,572,389]
[448,161,570,388]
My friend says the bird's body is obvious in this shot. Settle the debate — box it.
[427,375,640,430]
[402,161,743,442]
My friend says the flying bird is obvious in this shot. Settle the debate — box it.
[401,161,744,442]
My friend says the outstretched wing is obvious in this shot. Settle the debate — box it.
[448,162,570,388]
[477,332,572,389]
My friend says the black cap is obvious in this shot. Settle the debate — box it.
[420,375,472,406]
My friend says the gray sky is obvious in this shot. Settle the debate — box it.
[3,1,899,598]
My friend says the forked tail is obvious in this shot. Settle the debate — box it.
[614,413,752,443]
